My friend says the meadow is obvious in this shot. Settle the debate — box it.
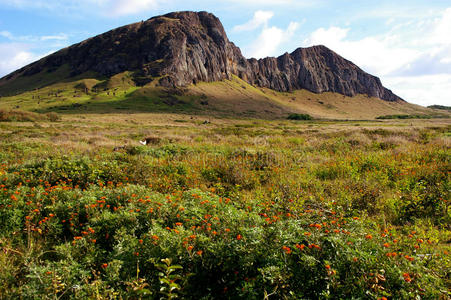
[0,113,449,299]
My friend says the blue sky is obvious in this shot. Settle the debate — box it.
[0,0,450,106]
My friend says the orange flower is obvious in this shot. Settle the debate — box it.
[282,246,292,254]
[383,243,390,248]
[295,244,305,250]
[196,250,203,256]
[187,245,193,251]
[139,239,143,244]
[404,255,414,262]
[236,234,242,240]
[402,272,412,282]
[101,263,108,268]
[325,264,330,270]
[365,234,372,240]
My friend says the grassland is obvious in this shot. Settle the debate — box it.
[1,73,447,120]
[0,112,449,299]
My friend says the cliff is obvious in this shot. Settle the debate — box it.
[0,11,402,102]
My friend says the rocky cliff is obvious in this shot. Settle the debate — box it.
[0,11,402,102]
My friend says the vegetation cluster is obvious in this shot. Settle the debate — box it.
[0,116,449,299]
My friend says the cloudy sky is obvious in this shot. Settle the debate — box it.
[0,0,450,106]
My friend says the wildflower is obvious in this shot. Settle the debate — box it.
[404,255,414,262]
[101,263,108,268]
[295,244,305,250]
[196,250,203,256]
[403,272,412,282]
[383,243,390,248]
[236,234,242,240]
[282,246,292,254]
[365,234,372,240]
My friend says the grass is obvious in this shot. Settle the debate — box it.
[0,109,60,122]
[428,105,451,111]
[2,73,448,120]
[376,114,449,120]
[0,113,449,299]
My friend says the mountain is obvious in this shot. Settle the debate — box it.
[0,11,402,103]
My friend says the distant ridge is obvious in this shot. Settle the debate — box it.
[0,11,402,102]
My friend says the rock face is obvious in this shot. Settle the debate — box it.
[0,11,402,102]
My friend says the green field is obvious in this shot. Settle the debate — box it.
[0,113,449,299]
[2,72,448,121]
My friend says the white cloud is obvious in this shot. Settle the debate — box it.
[41,34,69,41]
[108,0,158,16]
[0,0,159,16]
[0,31,14,39]
[0,43,45,77]
[303,7,451,106]
[238,11,301,59]
[0,31,68,43]
[0,31,67,77]
[233,11,274,32]
[246,21,299,58]
[304,27,420,76]
[385,74,451,107]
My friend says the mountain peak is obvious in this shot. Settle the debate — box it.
[0,11,402,102]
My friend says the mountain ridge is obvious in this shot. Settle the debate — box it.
[0,11,402,102]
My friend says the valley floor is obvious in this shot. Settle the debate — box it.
[0,114,449,298]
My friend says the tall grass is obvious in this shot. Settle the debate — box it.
[0,116,449,298]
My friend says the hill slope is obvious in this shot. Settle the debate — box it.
[1,11,400,101]
[0,11,444,119]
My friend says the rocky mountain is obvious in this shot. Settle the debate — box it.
[0,11,402,102]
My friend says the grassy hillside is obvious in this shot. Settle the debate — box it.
[0,114,449,298]
[0,74,447,120]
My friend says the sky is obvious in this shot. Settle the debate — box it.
[0,0,450,106]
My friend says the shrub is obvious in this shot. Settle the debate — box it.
[287,113,313,120]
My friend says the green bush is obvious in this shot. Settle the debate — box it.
[287,113,313,120]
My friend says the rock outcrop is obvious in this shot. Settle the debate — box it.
[0,11,402,102]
